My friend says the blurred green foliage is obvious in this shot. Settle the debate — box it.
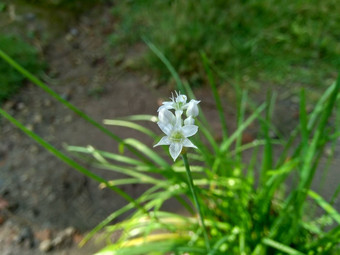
[22,0,109,13]
[111,0,340,87]
[0,35,44,103]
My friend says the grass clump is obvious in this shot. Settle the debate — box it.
[110,0,340,87]
[0,35,44,103]
[1,46,339,254]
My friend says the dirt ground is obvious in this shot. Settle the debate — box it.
[0,1,339,255]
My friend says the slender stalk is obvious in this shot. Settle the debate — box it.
[182,153,211,252]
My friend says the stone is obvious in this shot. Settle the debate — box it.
[39,239,53,252]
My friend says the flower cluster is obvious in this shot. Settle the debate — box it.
[154,92,200,161]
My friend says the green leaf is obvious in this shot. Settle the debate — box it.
[262,238,306,255]
[124,138,169,168]
[103,119,157,138]
[308,189,340,225]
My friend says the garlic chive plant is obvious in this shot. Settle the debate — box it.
[154,92,200,161]
[155,92,211,251]
[1,46,340,255]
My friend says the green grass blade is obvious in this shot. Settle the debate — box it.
[120,114,158,122]
[103,119,157,138]
[93,163,162,185]
[0,49,147,162]
[0,108,147,215]
[235,90,248,164]
[143,37,185,93]
[308,81,337,130]
[331,184,340,206]
[308,190,340,225]
[299,88,309,157]
[124,138,169,168]
[80,202,134,246]
[207,236,229,255]
[260,92,275,183]
[269,75,340,244]
[299,75,340,191]
[67,146,145,166]
[201,51,228,140]
[221,103,266,153]
[81,184,165,246]
[262,238,305,255]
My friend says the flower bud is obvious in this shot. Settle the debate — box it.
[186,100,200,117]
[175,94,187,103]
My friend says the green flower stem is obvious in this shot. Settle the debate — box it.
[182,153,211,252]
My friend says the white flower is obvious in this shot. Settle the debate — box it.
[158,91,189,114]
[154,109,198,161]
[186,99,200,117]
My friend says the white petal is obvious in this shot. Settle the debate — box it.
[157,122,172,136]
[182,138,197,149]
[181,125,198,137]
[158,109,176,125]
[169,142,182,161]
[184,116,195,125]
[157,105,169,112]
[153,136,171,147]
[186,100,200,117]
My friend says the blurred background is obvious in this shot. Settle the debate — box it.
[0,0,339,254]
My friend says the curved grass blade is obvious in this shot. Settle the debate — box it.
[221,103,266,153]
[142,37,185,93]
[103,119,157,138]
[0,49,147,162]
[124,138,169,168]
[119,114,158,122]
[201,51,228,140]
[0,108,148,215]
[81,185,163,246]
[308,190,340,225]
[262,238,305,255]
[235,90,248,164]
[67,146,145,166]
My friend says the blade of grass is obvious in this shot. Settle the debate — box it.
[67,146,145,166]
[201,51,228,140]
[124,138,169,168]
[81,184,165,246]
[103,119,157,138]
[269,74,340,244]
[0,108,148,215]
[143,37,185,93]
[308,189,340,225]
[331,184,340,206]
[299,75,340,193]
[0,49,148,162]
[262,238,305,255]
[299,88,309,161]
[221,103,266,153]
[235,90,248,165]
[260,91,275,185]
[119,114,158,122]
